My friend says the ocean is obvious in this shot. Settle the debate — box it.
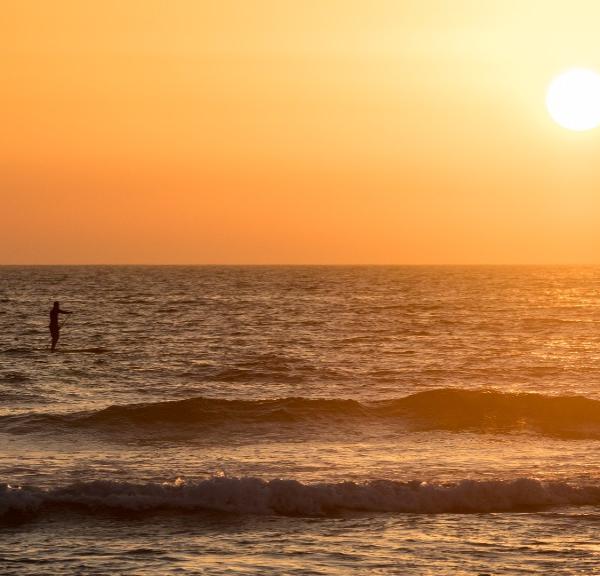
[2,265,600,574]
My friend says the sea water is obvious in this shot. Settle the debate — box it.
[2,266,600,574]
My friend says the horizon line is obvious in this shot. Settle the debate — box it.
[2,263,600,267]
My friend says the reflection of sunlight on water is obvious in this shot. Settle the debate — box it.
[3,512,598,574]
[2,426,600,491]
[3,266,600,572]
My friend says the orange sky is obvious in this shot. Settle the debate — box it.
[2,0,600,264]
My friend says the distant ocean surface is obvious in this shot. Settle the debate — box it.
[2,266,600,575]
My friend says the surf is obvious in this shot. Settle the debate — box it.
[3,476,600,521]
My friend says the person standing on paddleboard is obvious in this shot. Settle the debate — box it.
[49,301,73,352]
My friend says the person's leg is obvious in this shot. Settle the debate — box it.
[51,329,59,352]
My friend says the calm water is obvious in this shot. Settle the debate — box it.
[2,266,600,574]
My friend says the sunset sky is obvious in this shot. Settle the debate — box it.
[3,0,600,264]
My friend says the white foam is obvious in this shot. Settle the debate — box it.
[2,476,600,519]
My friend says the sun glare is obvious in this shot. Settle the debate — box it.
[546,68,600,131]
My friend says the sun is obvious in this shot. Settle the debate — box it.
[546,68,600,131]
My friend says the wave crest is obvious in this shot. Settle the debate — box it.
[3,389,600,438]
[378,388,600,436]
[3,476,600,520]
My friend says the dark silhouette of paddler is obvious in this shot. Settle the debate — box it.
[49,301,73,352]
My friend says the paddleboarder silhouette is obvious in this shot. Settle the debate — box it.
[49,301,73,352]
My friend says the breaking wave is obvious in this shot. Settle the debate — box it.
[3,388,600,438]
[3,476,600,521]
